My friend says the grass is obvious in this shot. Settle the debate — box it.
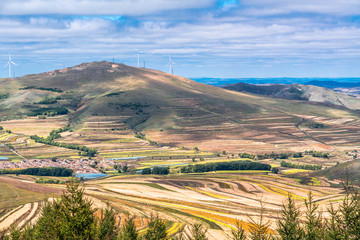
[0,182,46,209]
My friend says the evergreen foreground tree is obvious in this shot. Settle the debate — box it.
[6,179,118,240]
[277,194,303,240]
[143,214,167,240]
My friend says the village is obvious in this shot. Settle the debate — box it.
[0,158,106,174]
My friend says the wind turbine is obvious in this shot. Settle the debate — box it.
[136,49,144,67]
[168,57,175,75]
[4,54,17,79]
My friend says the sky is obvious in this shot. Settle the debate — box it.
[0,0,360,78]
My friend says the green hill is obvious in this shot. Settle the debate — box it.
[1,61,360,152]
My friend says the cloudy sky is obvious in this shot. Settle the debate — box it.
[0,0,359,78]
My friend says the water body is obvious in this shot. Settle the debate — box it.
[74,173,108,179]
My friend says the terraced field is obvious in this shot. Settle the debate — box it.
[81,173,343,239]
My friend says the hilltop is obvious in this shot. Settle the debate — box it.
[1,61,360,152]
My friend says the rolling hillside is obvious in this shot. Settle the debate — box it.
[224,82,360,110]
[1,61,360,152]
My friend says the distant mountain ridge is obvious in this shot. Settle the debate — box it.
[304,80,360,89]
[192,77,360,86]
[224,81,360,110]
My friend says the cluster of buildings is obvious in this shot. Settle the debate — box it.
[0,158,99,174]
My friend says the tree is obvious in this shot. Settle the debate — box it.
[142,168,152,175]
[229,220,247,240]
[248,200,271,240]
[8,179,118,240]
[98,206,119,240]
[190,223,208,240]
[304,192,324,240]
[119,216,138,240]
[277,193,303,240]
[122,165,129,173]
[144,214,167,240]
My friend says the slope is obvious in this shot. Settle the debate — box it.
[0,61,360,152]
[224,82,360,110]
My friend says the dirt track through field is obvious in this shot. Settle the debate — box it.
[0,203,31,231]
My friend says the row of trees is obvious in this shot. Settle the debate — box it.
[30,135,98,157]
[238,152,304,160]
[305,151,330,159]
[0,167,73,177]
[48,124,72,140]
[280,161,322,170]
[5,180,360,240]
[142,166,170,175]
[180,160,271,173]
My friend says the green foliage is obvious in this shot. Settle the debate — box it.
[142,168,152,175]
[152,167,170,175]
[122,165,128,173]
[280,161,322,170]
[304,192,324,239]
[248,201,271,240]
[271,168,279,174]
[141,167,169,175]
[30,129,98,157]
[238,152,303,160]
[143,215,167,240]
[119,217,138,240]
[181,160,271,173]
[0,93,9,100]
[98,206,118,240]
[190,223,208,240]
[6,143,14,150]
[20,86,63,93]
[28,107,68,117]
[36,97,57,104]
[0,167,72,177]
[35,178,65,184]
[229,220,247,240]
[7,179,120,239]
[277,194,304,240]
[0,126,3,130]
[304,150,329,158]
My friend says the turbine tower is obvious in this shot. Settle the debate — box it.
[4,54,16,79]
[136,49,143,67]
[168,57,175,75]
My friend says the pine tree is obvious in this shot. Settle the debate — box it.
[229,219,247,240]
[98,206,119,240]
[324,203,343,240]
[303,192,324,240]
[276,193,304,240]
[190,223,208,240]
[248,200,271,240]
[144,214,167,240]
[119,216,138,240]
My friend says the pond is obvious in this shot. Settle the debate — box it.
[74,173,108,179]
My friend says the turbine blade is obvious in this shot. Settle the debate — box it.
[4,62,9,67]
[11,61,17,66]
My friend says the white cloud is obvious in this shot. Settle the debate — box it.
[0,0,215,15]
[241,0,360,15]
